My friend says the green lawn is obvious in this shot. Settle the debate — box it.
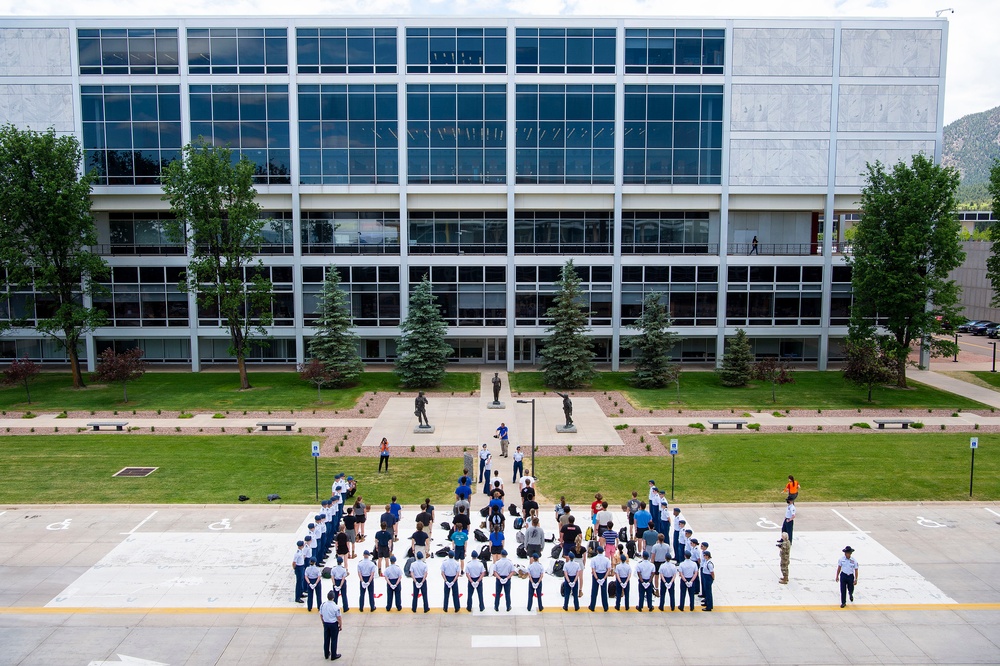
[0,371,479,412]
[970,372,1000,391]
[2,432,995,505]
[509,371,987,410]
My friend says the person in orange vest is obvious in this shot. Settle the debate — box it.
[378,437,390,473]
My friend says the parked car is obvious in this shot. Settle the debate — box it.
[970,321,997,336]
[988,324,1000,339]
[957,320,986,333]
[935,315,954,330]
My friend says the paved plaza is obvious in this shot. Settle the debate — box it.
[2,365,1000,664]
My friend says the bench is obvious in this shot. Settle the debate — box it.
[873,419,914,429]
[707,419,748,430]
[257,421,296,432]
[87,421,129,431]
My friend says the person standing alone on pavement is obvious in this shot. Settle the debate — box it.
[836,546,859,608]
[378,437,390,473]
[495,422,510,458]
[777,532,791,584]
[782,498,796,541]
[319,590,343,660]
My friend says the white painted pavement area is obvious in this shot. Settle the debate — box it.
[43,507,954,611]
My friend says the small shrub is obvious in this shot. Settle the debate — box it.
[910,422,924,429]
[90,410,95,415]
[631,427,637,433]
[614,424,628,431]
[157,409,162,415]
[785,409,790,414]
[668,427,673,433]
[150,426,155,432]
[645,444,652,451]
[817,409,822,414]
[613,401,618,407]
[30,427,34,433]
[435,445,441,453]
[243,410,247,415]
[22,412,35,419]
[410,445,415,452]
[213,413,226,419]
[786,425,793,431]
[567,445,573,452]
[649,409,653,414]
[76,427,84,433]
[359,409,364,414]
[817,425,823,431]
[772,411,784,418]
[132,409,136,415]
[688,423,705,431]
[298,428,302,433]
[857,408,862,414]
[221,427,226,433]
[747,423,760,431]
[619,408,624,414]
[928,409,933,414]
[56,411,67,419]
[53,427,58,433]
[356,446,361,452]
[113,410,118,415]
[742,412,752,418]
[334,445,340,452]
[175,426,181,432]
[639,435,645,443]
[198,428,203,432]
[603,444,610,452]
[975,423,980,430]
[267,410,272,415]
[951,412,959,418]
[246,427,252,433]
[852,422,871,429]
[940,424,946,430]
[178,412,193,419]
[534,445,539,452]
[320,427,326,433]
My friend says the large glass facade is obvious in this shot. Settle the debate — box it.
[196,266,294,327]
[725,265,824,327]
[190,84,291,184]
[408,211,506,254]
[78,28,179,75]
[301,211,401,254]
[93,266,189,328]
[188,28,288,74]
[406,28,506,74]
[515,264,612,326]
[622,211,713,254]
[623,85,723,185]
[515,28,615,74]
[624,29,724,75]
[296,27,397,74]
[621,265,718,326]
[407,84,506,184]
[409,266,506,326]
[107,212,185,255]
[303,265,401,326]
[299,84,399,185]
[514,211,612,254]
[515,85,614,184]
[82,85,182,185]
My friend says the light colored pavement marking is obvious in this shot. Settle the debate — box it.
[121,511,158,535]
[757,517,780,529]
[831,509,868,532]
[46,518,72,530]
[471,635,541,648]
[208,518,231,530]
[917,516,948,528]
[985,508,1000,518]
[88,655,167,666]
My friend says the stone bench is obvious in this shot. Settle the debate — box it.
[257,421,296,432]
[87,421,129,431]
[707,419,748,430]
[873,419,914,429]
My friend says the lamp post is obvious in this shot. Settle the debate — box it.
[954,332,960,362]
[516,399,536,479]
[992,342,997,373]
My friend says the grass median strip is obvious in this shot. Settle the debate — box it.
[510,371,989,411]
[1,433,996,505]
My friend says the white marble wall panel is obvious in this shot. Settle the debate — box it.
[0,28,71,76]
[731,84,831,132]
[838,85,938,132]
[835,140,937,186]
[729,139,829,187]
[732,28,834,76]
[0,84,75,132]
[840,29,942,77]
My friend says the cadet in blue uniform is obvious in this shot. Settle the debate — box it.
[293,540,307,603]
[614,554,632,610]
[304,558,323,611]
[441,550,461,612]
[700,551,715,611]
[493,549,514,612]
[319,590,343,661]
[677,552,699,611]
[658,558,678,611]
[588,550,611,611]
[526,552,544,611]
[410,551,429,613]
[383,555,403,611]
[356,550,377,612]
[635,552,655,611]
[330,556,349,611]
[465,551,486,612]
[563,552,582,611]
[836,545,859,608]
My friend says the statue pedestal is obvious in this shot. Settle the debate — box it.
[556,425,577,433]
[413,425,436,434]
[487,401,506,409]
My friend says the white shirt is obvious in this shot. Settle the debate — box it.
[785,504,796,521]
[614,562,632,582]
[331,565,348,582]
[493,558,514,578]
[659,501,671,521]
[564,560,582,582]
[293,549,305,566]
[678,559,699,582]
[527,561,544,579]
[673,513,686,532]
[384,563,402,583]
[480,448,490,460]
[519,476,536,491]
[659,561,678,584]
[440,558,460,577]
[591,554,611,575]
[635,560,655,582]
[513,451,523,462]
[319,600,341,623]
[700,559,714,577]
[838,556,859,576]
[648,486,658,503]
[304,564,321,581]
[595,510,611,528]
[465,559,485,581]
[410,559,428,581]
[356,558,377,579]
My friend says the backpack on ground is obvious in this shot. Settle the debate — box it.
[550,544,562,559]
[508,503,520,516]
[440,521,451,532]
[618,527,628,543]
[552,560,565,577]
[587,540,599,558]
[626,540,637,559]
[435,546,451,557]
[403,557,415,578]
[516,531,526,545]
[480,506,490,518]
[474,528,489,543]
[607,580,619,596]
[516,544,528,559]
[513,517,524,530]
[544,533,555,542]
[322,567,332,579]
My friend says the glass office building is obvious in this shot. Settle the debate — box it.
[0,17,948,369]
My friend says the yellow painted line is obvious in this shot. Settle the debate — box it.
[2,603,999,615]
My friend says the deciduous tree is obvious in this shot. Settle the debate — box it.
[160,142,271,390]
[308,267,363,387]
[3,356,40,404]
[627,292,679,389]
[986,159,1000,306]
[0,125,108,388]
[298,358,336,401]
[842,334,897,402]
[540,260,595,389]
[751,356,795,403]
[849,154,964,387]
[395,274,452,388]
[719,328,753,387]
[92,347,147,403]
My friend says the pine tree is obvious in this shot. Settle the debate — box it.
[395,274,453,388]
[719,328,753,387]
[308,267,363,387]
[541,260,595,389]
[629,292,679,389]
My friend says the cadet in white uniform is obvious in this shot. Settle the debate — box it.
[527,552,544,611]
[613,554,632,611]
[319,590,343,660]
[563,552,583,611]
[465,551,486,612]
[410,551,429,613]
[493,549,514,612]
[441,550,461,612]
[383,555,403,611]
[329,556,349,611]
[677,552,699,611]
[658,558,678,611]
[635,551,656,611]
[835,545,859,608]
[356,550,377,612]
[588,551,611,612]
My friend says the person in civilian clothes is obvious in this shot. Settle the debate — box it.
[465,551,486,612]
[378,437,390,473]
[633,502,652,551]
[389,496,403,541]
[700,551,715,611]
[658,558,678,611]
[441,550,461,612]
[342,508,357,558]
[353,496,367,541]
[782,498,796,542]
[601,521,618,559]
[493,549,514,612]
[356,550,377,612]
[527,551,544,611]
[411,522,430,560]
[335,524,350,563]
[304,558,323,611]
[588,549,611,612]
[512,445,524,481]
[650,533,672,591]
[330,556,349,611]
[451,526,469,575]
[836,546,859,608]
[614,553,632,611]
[293,540,307,603]
[383,555,403,611]
[495,422,510,458]
[563,552,583,611]
[677,551,699,611]
[635,551,655,611]
[489,522,505,563]
[625,492,641,539]
[319,590,343,661]
[410,551,429,613]
[374,521,393,576]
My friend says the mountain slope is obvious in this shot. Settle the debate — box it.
[942,105,1000,192]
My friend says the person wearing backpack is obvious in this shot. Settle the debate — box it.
[625,492,641,539]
